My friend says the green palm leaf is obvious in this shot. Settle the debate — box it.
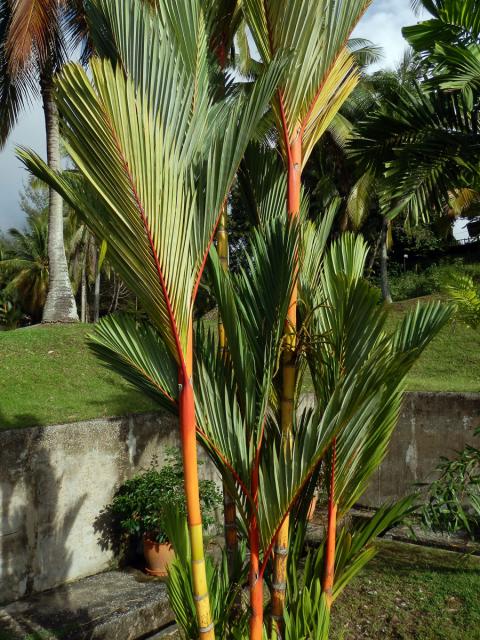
[89,313,179,413]
[243,0,372,165]
[19,0,286,367]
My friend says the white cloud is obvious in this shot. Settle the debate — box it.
[353,0,422,70]
[0,102,45,232]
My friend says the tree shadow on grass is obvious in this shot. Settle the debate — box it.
[376,541,480,577]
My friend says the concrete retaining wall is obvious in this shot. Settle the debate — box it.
[1,392,479,604]
[361,392,480,507]
[0,412,218,605]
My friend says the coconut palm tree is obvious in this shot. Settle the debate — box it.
[19,0,284,636]
[0,213,48,321]
[0,0,88,322]
[350,0,480,231]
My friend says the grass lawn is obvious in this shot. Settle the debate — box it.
[332,540,480,640]
[0,297,479,430]
[386,298,480,394]
[0,324,157,430]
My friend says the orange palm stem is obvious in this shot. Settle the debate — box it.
[249,463,263,640]
[323,440,338,608]
[179,324,215,640]
[271,128,302,637]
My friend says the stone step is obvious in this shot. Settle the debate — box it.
[146,625,180,639]
[0,569,175,640]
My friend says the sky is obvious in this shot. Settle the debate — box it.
[0,0,422,233]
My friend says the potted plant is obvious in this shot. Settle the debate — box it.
[108,449,221,576]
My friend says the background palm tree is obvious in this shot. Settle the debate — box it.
[67,217,105,323]
[0,0,86,322]
[350,0,480,238]
[0,212,48,321]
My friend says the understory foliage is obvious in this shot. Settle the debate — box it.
[421,428,480,539]
[108,451,221,543]
[18,1,455,639]
[444,273,480,330]
[388,261,480,303]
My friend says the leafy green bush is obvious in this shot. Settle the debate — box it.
[420,428,480,539]
[444,273,480,330]
[390,270,441,300]
[389,261,480,301]
[108,449,222,543]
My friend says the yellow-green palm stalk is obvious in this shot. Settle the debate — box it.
[18,1,284,637]
[242,0,373,627]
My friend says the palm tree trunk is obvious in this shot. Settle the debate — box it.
[271,130,302,635]
[217,210,228,353]
[249,467,263,640]
[94,270,101,323]
[367,229,382,275]
[180,325,214,640]
[323,441,337,609]
[380,216,392,304]
[40,70,78,323]
[81,262,87,323]
[113,279,120,312]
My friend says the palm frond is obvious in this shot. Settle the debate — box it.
[346,170,375,231]
[89,313,179,413]
[433,43,480,109]
[404,1,480,52]
[333,497,415,601]
[19,0,286,366]
[350,87,480,224]
[243,0,373,165]
[236,143,287,227]
[6,0,63,73]
[0,0,34,146]
[304,235,451,514]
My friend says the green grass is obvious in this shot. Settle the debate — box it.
[1,297,479,430]
[299,298,480,394]
[0,324,157,430]
[332,540,480,640]
[388,298,480,394]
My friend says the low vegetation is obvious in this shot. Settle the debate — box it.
[388,262,480,303]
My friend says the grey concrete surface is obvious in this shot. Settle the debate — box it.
[361,392,480,507]
[0,412,219,604]
[0,569,173,639]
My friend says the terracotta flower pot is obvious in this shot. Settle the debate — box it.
[143,535,175,577]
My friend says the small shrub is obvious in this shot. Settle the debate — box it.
[420,428,480,539]
[389,260,480,302]
[389,270,440,300]
[444,273,480,330]
[108,449,222,543]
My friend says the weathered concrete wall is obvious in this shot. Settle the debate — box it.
[361,392,480,507]
[0,412,218,605]
[1,392,479,604]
